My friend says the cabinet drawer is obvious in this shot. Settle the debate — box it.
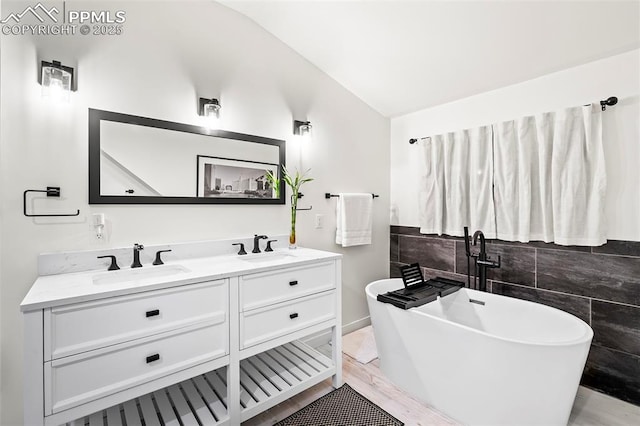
[240,261,335,311]
[45,318,227,414]
[45,280,227,360]
[240,290,336,349]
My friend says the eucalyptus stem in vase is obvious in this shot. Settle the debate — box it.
[282,166,313,249]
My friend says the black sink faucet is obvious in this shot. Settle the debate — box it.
[252,235,268,253]
[132,243,144,268]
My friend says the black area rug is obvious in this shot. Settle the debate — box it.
[274,383,404,426]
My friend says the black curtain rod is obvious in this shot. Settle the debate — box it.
[408,96,618,144]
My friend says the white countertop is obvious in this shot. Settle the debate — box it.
[21,247,341,312]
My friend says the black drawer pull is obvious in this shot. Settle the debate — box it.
[289,280,298,286]
[146,309,160,318]
[289,313,299,319]
[146,354,160,363]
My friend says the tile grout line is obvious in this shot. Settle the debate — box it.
[498,280,640,309]
[590,341,640,359]
[589,251,640,260]
[453,240,456,274]
[534,248,538,288]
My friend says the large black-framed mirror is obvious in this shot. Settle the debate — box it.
[88,109,286,204]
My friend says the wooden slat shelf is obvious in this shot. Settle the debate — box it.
[66,367,230,426]
[65,341,334,426]
[240,341,334,422]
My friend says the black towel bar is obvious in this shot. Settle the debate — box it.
[325,193,379,199]
[23,187,80,217]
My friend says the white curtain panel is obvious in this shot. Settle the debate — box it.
[419,104,606,245]
[418,126,495,237]
[494,104,606,245]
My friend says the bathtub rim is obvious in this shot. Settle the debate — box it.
[366,278,594,348]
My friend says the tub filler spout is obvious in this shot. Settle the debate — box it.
[464,227,501,291]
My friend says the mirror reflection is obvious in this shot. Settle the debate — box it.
[89,109,286,204]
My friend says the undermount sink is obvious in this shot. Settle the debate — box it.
[239,252,295,264]
[92,264,191,285]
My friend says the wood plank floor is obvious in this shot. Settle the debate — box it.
[243,351,640,426]
[242,352,456,426]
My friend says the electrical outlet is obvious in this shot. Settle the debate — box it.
[314,214,324,229]
[92,213,106,239]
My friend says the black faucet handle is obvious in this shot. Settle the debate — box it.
[265,240,277,252]
[153,249,172,265]
[97,255,120,271]
[232,243,247,255]
[134,243,145,250]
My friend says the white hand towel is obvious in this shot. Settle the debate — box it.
[336,193,373,247]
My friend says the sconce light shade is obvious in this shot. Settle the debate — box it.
[40,60,74,103]
[293,120,312,139]
[199,97,221,129]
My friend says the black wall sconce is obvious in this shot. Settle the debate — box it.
[40,60,75,102]
[199,97,221,129]
[293,120,312,136]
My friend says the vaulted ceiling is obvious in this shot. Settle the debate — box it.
[222,0,640,117]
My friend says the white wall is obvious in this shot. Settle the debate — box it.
[0,1,390,423]
[391,49,640,241]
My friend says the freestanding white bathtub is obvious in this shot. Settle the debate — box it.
[366,278,593,426]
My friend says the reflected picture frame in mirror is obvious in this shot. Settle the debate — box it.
[88,109,286,204]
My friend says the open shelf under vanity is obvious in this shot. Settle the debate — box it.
[65,341,334,426]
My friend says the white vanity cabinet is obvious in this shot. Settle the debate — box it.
[23,250,342,426]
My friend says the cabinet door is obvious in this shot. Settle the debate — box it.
[45,280,226,360]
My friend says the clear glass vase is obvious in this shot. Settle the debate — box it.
[289,199,297,249]
[289,227,297,249]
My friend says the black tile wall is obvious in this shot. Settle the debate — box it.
[398,235,455,272]
[582,345,640,406]
[592,301,640,356]
[389,262,403,279]
[491,282,590,323]
[592,240,640,257]
[390,226,640,406]
[390,234,399,262]
[422,267,468,284]
[537,249,640,306]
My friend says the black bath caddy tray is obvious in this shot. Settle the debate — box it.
[378,263,464,309]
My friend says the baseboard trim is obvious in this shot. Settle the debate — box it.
[342,316,371,335]
[302,316,371,348]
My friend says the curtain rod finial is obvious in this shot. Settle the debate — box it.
[600,96,618,111]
